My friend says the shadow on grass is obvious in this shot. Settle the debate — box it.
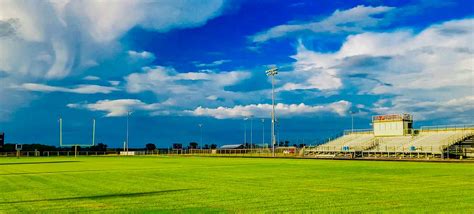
[0,189,194,204]
[0,161,80,166]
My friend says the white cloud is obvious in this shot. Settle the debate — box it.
[250,5,394,43]
[281,18,474,121]
[83,75,100,81]
[372,95,474,122]
[19,83,118,94]
[279,43,343,92]
[0,0,227,118]
[125,66,252,109]
[67,99,162,117]
[108,80,120,86]
[195,59,231,68]
[187,100,351,119]
[206,95,219,101]
[74,1,226,43]
[127,50,155,61]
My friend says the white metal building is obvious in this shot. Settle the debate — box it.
[372,114,413,137]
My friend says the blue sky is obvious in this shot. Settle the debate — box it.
[0,0,473,148]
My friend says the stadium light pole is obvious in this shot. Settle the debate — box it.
[266,67,278,157]
[276,119,280,146]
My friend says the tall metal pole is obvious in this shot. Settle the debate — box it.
[351,113,354,133]
[59,117,63,147]
[271,74,276,157]
[198,124,203,148]
[250,116,253,149]
[244,118,247,145]
[276,119,280,147]
[266,67,278,157]
[126,111,130,152]
[350,111,354,134]
[92,119,96,146]
[261,118,265,149]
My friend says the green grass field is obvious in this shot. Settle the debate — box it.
[0,156,473,213]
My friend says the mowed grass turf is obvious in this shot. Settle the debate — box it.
[0,156,473,213]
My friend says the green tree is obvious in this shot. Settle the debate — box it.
[146,143,156,151]
[189,142,198,149]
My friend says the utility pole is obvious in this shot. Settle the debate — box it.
[266,67,278,157]
[126,111,130,152]
[350,110,354,133]
[92,119,96,146]
[59,117,62,147]
[250,116,253,149]
[244,117,248,146]
[261,118,265,149]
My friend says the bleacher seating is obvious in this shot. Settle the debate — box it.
[371,136,415,152]
[409,131,473,153]
[313,129,474,154]
[315,133,375,151]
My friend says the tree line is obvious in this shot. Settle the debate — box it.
[171,140,306,150]
[0,141,307,152]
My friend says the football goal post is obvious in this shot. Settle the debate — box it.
[59,117,96,158]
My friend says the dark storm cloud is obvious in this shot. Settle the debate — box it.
[336,55,392,72]
[334,55,393,87]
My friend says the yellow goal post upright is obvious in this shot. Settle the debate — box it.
[59,117,96,158]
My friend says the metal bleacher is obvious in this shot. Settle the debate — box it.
[311,133,376,152]
[306,124,474,158]
[371,135,414,152]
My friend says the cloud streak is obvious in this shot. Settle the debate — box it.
[250,5,394,43]
[188,101,351,119]
[19,83,118,94]
[67,99,161,117]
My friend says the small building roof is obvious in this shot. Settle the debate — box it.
[220,144,244,149]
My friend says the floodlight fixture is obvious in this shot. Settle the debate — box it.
[266,67,278,76]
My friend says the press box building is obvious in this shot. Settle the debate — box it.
[372,114,413,137]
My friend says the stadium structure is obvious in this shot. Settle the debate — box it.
[306,114,474,159]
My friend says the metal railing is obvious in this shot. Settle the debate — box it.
[420,124,474,132]
[0,150,163,157]
[343,129,373,135]
[183,148,301,157]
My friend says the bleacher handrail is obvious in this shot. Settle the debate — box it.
[420,124,474,132]
[343,129,373,135]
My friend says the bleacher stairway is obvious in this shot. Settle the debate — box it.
[448,136,474,158]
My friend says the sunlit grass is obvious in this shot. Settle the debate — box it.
[0,156,473,213]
